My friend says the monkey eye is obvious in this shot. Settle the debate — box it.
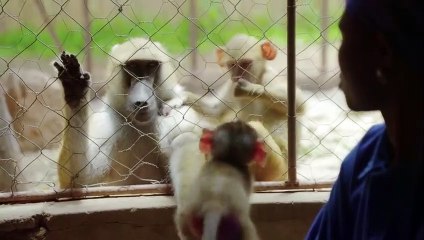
[123,63,137,75]
[124,68,136,77]
[227,62,236,69]
[239,60,252,70]
[147,61,159,69]
[125,62,136,69]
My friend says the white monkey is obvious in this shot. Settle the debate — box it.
[184,34,304,117]
[180,34,306,181]
[173,121,262,240]
[0,89,22,191]
[54,37,187,188]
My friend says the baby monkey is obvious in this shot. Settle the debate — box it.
[178,120,264,240]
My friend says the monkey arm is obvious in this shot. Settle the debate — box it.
[169,133,205,205]
[247,121,288,181]
[177,80,237,117]
[239,217,261,240]
[54,52,91,188]
[234,78,305,115]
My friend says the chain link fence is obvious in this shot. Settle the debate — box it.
[0,0,382,202]
[294,0,383,183]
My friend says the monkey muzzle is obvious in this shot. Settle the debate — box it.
[232,76,241,83]
[128,101,156,124]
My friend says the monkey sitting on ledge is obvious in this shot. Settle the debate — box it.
[176,120,263,240]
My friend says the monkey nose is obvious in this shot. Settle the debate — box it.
[232,76,241,82]
[134,101,148,109]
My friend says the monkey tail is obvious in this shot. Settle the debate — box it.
[202,211,222,240]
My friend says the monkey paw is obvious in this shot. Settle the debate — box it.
[160,97,184,116]
[234,78,252,96]
[53,52,90,109]
[235,78,264,97]
[159,105,172,116]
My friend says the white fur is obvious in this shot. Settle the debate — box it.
[0,90,22,191]
[181,34,307,181]
[177,151,259,240]
[57,37,185,188]
[108,37,180,101]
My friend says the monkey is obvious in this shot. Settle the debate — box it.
[0,88,22,191]
[168,120,279,239]
[1,69,65,152]
[216,34,305,115]
[174,121,263,240]
[179,34,306,181]
[54,37,186,188]
[184,34,304,117]
[168,120,282,240]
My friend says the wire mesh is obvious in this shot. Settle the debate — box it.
[0,0,383,202]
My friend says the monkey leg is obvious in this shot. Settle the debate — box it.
[239,216,260,240]
[169,133,206,240]
[247,121,288,181]
[174,210,196,240]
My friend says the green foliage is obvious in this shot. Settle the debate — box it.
[0,7,340,59]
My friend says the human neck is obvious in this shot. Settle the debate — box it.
[381,96,422,164]
[381,107,399,163]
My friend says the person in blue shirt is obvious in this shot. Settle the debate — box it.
[305,0,424,239]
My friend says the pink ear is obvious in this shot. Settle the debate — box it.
[253,141,267,167]
[216,48,225,67]
[199,129,214,154]
[261,42,277,60]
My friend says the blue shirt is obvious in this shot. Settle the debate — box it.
[305,124,424,240]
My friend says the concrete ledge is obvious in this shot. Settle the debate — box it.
[0,191,329,240]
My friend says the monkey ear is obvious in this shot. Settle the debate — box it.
[216,48,225,67]
[253,141,267,167]
[199,129,214,154]
[261,42,277,60]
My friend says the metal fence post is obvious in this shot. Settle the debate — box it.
[320,0,329,72]
[189,0,198,72]
[287,0,298,186]
[82,0,92,73]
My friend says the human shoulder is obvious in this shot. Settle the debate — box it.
[353,123,386,162]
[338,124,387,185]
[361,123,386,141]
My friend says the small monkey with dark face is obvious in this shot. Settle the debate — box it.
[176,120,264,240]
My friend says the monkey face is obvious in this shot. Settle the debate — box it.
[123,60,160,87]
[119,59,161,123]
[227,59,256,83]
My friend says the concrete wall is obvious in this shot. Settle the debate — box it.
[0,192,329,240]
